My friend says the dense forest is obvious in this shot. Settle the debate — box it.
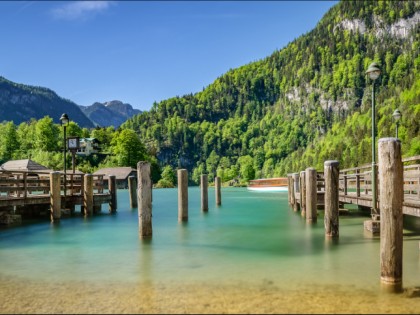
[120,0,420,184]
[1,1,419,188]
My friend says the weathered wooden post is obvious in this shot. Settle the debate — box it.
[378,138,403,291]
[300,171,306,217]
[138,161,152,238]
[215,176,221,206]
[305,167,317,222]
[50,171,61,222]
[290,174,296,210]
[128,175,137,208]
[324,160,339,237]
[178,169,188,222]
[287,174,292,206]
[109,175,117,213]
[84,174,93,216]
[201,174,208,212]
[292,173,300,212]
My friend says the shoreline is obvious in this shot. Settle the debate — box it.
[1,275,420,314]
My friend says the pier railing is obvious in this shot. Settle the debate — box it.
[0,170,116,223]
[288,154,420,217]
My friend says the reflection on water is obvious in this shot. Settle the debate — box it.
[0,187,419,313]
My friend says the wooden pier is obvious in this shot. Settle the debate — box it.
[287,154,420,218]
[0,170,117,224]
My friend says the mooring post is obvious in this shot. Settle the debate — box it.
[290,174,296,210]
[84,174,93,216]
[305,167,317,222]
[108,175,117,213]
[292,173,300,212]
[138,161,152,238]
[178,169,188,222]
[378,138,403,291]
[50,171,61,222]
[215,176,221,206]
[287,174,292,206]
[300,171,306,217]
[324,160,340,237]
[128,175,137,208]
[201,174,208,212]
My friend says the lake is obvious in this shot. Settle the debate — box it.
[1,187,419,313]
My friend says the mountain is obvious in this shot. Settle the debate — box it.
[0,76,94,128]
[121,0,420,182]
[79,100,142,128]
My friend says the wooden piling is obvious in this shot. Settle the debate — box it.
[109,175,117,213]
[138,161,152,238]
[324,160,339,237]
[128,175,137,208]
[178,169,188,222]
[215,176,221,206]
[290,174,296,210]
[292,173,300,212]
[287,174,292,206]
[305,167,317,222]
[300,171,306,217]
[378,138,403,288]
[50,171,61,222]
[201,174,208,212]
[84,174,93,216]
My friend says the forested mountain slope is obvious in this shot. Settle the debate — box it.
[122,0,420,184]
[0,76,94,128]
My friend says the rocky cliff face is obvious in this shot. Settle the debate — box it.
[0,76,94,128]
[79,100,141,128]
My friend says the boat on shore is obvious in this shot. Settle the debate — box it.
[247,177,288,192]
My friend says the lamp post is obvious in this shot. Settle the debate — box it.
[60,113,69,207]
[366,62,381,221]
[392,109,402,138]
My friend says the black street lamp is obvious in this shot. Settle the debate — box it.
[392,109,402,138]
[366,62,381,221]
[60,113,69,206]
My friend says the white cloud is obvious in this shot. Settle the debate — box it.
[51,1,114,21]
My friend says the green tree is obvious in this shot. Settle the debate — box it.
[111,129,147,168]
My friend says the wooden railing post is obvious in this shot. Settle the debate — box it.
[109,175,117,213]
[201,174,208,212]
[356,169,361,197]
[128,175,137,208]
[324,160,339,237]
[305,167,317,222]
[300,171,306,217]
[178,169,188,222]
[84,174,93,216]
[215,176,221,206]
[50,171,61,222]
[287,174,292,206]
[378,138,403,291]
[138,161,152,238]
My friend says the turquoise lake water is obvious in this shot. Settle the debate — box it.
[1,187,419,292]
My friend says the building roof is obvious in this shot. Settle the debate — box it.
[93,167,137,180]
[0,159,51,173]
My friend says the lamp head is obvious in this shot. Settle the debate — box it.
[366,62,381,81]
[392,109,402,121]
[60,113,69,125]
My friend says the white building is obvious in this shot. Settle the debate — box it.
[76,138,100,156]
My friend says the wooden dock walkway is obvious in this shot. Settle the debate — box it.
[288,154,420,218]
[0,170,117,224]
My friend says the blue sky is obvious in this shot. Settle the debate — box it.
[0,1,338,111]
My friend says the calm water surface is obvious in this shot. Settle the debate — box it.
[1,187,419,292]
